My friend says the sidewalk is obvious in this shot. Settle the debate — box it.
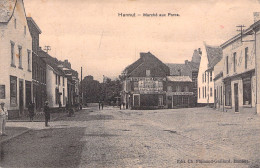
[0,111,69,144]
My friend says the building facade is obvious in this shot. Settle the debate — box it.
[221,24,257,113]
[27,17,47,111]
[38,50,68,108]
[0,0,32,118]
[121,52,170,109]
[166,76,194,108]
[197,43,223,106]
[213,58,224,111]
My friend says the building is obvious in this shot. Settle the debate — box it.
[166,49,200,107]
[121,52,170,109]
[213,57,224,111]
[38,50,68,108]
[197,42,223,106]
[0,0,32,118]
[221,21,258,113]
[166,76,194,108]
[27,17,47,111]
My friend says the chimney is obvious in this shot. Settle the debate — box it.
[254,12,260,23]
[198,48,202,55]
[185,60,188,65]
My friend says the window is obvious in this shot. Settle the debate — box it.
[27,50,31,71]
[176,85,181,92]
[210,71,212,82]
[243,78,251,105]
[226,56,229,74]
[63,77,65,86]
[185,86,189,92]
[202,73,204,83]
[202,86,204,98]
[10,76,17,106]
[220,86,223,105]
[210,87,212,97]
[55,74,58,85]
[225,82,232,106]
[205,86,207,98]
[199,87,200,99]
[0,85,5,99]
[205,73,207,82]
[245,47,248,69]
[233,52,236,73]
[18,46,22,68]
[167,86,172,92]
[146,70,151,77]
[24,26,26,35]
[58,76,60,85]
[11,42,15,66]
[55,88,60,104]
[14,19,16,29]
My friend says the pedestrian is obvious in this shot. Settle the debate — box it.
[28,101,35,122]
[0,102,8,136]
[119,101,121,110]
[101,101,104,110]
[44,101,50,127]
[123,102,126,109]
[98,101,101,110]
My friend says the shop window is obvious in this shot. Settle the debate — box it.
[225,82,232,106]
[243,78,251,105]
[10,76,17,106]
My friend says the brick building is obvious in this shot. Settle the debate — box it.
[121,52,170,109]
[27,17,47,111]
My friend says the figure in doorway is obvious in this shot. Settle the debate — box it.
[44,101,50,127]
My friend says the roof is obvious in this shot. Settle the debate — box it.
[123,52,169,75]
[0,0,17,23]
[166,63,192,77]
[27,17,42,34]
[38,50,65,76]
[204,43,223,69]
[167,76,192,82]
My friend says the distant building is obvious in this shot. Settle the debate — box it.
[213,57,224,111]
[27,17,47,111]
[121,52,170,109]
[38,50,68,108]
[0,0,32,118]
[197,43,223,106]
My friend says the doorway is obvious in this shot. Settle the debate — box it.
[19,80,24,115]
[234,83,239,112]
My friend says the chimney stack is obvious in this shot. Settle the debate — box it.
[198,48,202,55]
[254,12,260,23]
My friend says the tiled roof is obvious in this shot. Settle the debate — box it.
[167,76,192,82]
[38,50,65,76]
[205,44,223,69]
[0,0,16,23]
[166,63,192,77]
[123,52,169,75]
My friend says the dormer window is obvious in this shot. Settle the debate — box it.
[146,70,150,77]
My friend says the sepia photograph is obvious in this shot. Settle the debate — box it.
[0,0,260,167]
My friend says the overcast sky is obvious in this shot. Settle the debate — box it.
[23,0,260,81]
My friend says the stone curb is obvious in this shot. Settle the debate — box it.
[0,129,30,145]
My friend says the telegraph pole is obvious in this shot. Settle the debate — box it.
[81,67,83,105]
[44,46,51,53]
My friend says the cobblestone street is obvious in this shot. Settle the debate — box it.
[1,107,259,168]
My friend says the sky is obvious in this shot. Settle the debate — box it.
[23,0,260,81]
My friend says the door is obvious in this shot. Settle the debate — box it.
[167,96,172,109]
[19,80,24,115]
[234,83,239,112]
[133,94,140,107]
[158,95,163,107]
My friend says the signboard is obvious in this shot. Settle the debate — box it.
[133,77,164,94]
[167,92,194,96]
[0,85,5,99]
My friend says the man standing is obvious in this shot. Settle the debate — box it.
[44,101,50,127]
[0,102,8,136]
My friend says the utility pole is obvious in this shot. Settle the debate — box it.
[81,67,83,105]
[44,46,51,53]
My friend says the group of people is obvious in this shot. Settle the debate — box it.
[27,101,50,127]
[98,101,104,110]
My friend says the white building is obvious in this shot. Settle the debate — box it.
[197,42,223,106]
[38,50,68,108]
[0,0,32,118]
